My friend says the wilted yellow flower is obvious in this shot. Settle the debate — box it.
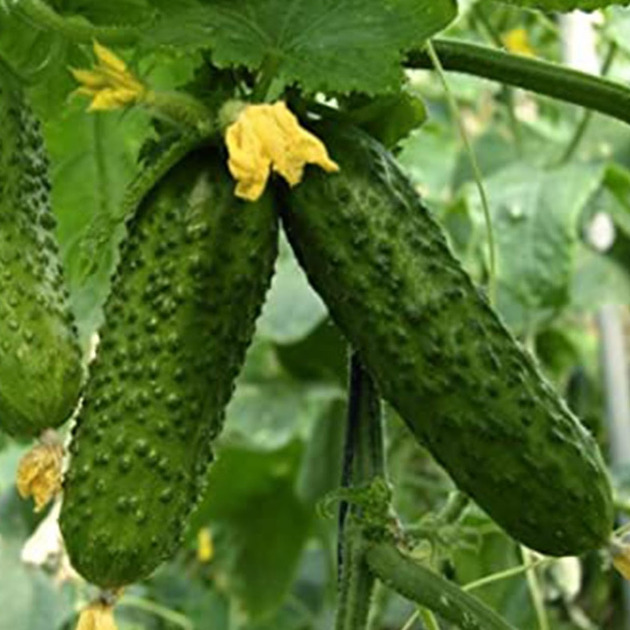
[197,527,214,563]
[71,41,147,111]
[502,28,535,57]
[612,539,630,580]
[225,101,340,202]
[16,436,64,512]
[76,602,118,630]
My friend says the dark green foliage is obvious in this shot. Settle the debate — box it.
[0,64,82,438]
[60,147,278,588]
[279,123,614,556]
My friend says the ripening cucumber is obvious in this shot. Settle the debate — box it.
[0,62,82,438]
[278,123,613,556]
[60,147,278,588]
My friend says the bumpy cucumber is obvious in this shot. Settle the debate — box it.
[0,63,82,438]
[279,123,613,556]
[60,147,278,588]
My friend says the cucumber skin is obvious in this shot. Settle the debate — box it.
[0,75,82,437]
[60,148,278,588]
[279,123,613,556]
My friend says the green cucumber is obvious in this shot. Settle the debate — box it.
[0,62,82,438]
[278,123,613,556]
[60,146,278,588]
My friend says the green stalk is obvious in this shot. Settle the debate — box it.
[521,547,549,630]
[365,542,517,630]
[556,42,618,165]
[143,90,215,135]
[119,595,193,630]
[425,41,497,305]
[419,608,442,630]
[336,353,385,630]
[11,0,141,44]
[436,491,469,525]
[407,39,630,128]
[463,558,550,592]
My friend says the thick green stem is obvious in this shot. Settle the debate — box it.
[143,91,215,135]
[336,354,385,630]
[11,0,141,44]
[407,39,630,128]
[365,542,517,630]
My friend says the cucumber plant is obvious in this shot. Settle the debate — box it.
[2,0,630,629]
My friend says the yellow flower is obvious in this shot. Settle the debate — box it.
[76,602,118,630]
[224,101,340,202]
[197,527,214,563]
[502,28,535,57]
[612,539,630,580]
[71,41,147,111]
[16,436,64,512]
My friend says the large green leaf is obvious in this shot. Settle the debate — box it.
[191,442,312,620]
[145,0,457,95]
[45,103,149,350]
[467,162,604,327]
[496,0,630,10]
[225,380,342,450]
[0,491,73,630]
[257,238,328,344]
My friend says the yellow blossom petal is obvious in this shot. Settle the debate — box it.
[93,41,128,75]
[612,540,630,580]
[503,28,535,57]
[88,88,140,111]
[224,101,339,201]
[16,438,64,512]
[70,68,109,90]
[76,602,118,630]
[71,41,146,112]
[197,527,214,563]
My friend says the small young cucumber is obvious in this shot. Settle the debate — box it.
[60,147,278,588]
[278,122,613,556]
[0,63,82,438]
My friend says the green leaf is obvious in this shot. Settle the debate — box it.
[45,104,149,350]
[225,380,342,450]
[191,442,312,620]
[145,0,457,95]
[345,88,427,148]
[274,318,348,384]
[467,162,604,327]
[257,238,328,344]
[571,243,630,311]
[496,0,630,10]
[60,0,153,25]
[0,490,73,630]
[296,399,346,506]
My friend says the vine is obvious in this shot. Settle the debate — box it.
[407,38,630,128]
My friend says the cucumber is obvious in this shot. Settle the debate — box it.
[60,146,278,588]
[0,63,82,438]
[278,123,613,556]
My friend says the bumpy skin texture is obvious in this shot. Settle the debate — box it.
[279,123,613,556]
[0,71,82,437]
[61,148,278,588]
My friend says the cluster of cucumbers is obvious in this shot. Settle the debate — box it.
[0,68,614,591]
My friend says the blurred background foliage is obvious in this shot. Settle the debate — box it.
[4,0,630,629]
